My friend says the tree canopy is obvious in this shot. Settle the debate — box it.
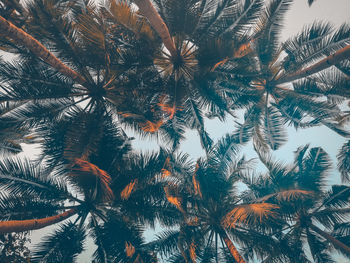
[0,0,349,262]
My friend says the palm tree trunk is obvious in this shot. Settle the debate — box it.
[309,223,350,254]
[274,44,350,85]
[0,16,86,85]
[0,208,77,234]
[133,0,177,58]
[220,230,246,263]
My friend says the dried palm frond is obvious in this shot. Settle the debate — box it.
[223,203,279,228]
[69,159,114,202]
[120,179,138,200]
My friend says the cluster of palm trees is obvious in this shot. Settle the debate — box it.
[0,0,349,262]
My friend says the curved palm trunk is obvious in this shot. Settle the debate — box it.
[0,16,86,85]
[309,224,350,255]
[0,208,77,234]
[274,44,350,85]
[133,0,177,58]
[220,230,246,263]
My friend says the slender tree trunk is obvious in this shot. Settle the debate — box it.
[309,224,350,254]
[274,44,350,85]
[133,0,177,58]
[0,208,77,234]
[0,16,86,85]
[220,230,246,263]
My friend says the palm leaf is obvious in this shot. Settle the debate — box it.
[211,132,241,173]
[306,228,336,263]
[69,159,114,203]
[223,203,279,228]
[337,140,350,183]
[0,192,63,221]
[31,221,85,263]
[262,106,287,150]
[298,147,331,192]
[254,0,293,64]
[0,157,70,200]
[146,230,180,258]
[259,189,314,203]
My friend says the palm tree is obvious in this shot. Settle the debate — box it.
[116,0,266,152]
[127,0,350,152]
[0,0,168,147]
[0,107,184,261]
[211,0,350,150]
[240,144,350,261]
[0,154,116,231]
[2,0,349,153]
[0,110,127,260]
[150,134,278,262]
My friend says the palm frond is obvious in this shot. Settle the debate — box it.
[219,0,264,39]
[282,21,334,72]
[306,228,336,263]
[69,159,114,202]
[146,230,180,259]
[0,192,63,221]
[31,221,85,263]
[298,147,331,192]
[262,105,287,150]
[210,132,241,173]
[254,0,293,64]
[321,185,350,209]
[337,140,350,183]
[223,203,279,228]
[0,157,70,200]
[259,189,314,203]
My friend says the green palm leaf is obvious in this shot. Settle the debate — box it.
[31,222,86,263]
[337,141,350,183]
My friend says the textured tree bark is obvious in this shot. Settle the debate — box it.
[309,224,350,255]
[0,16,86,85]
[220,230,246,263]
[274,44,350,85]
[133,0,177,58]
[0,209,77,234]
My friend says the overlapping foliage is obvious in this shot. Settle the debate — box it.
[0,0,349,262]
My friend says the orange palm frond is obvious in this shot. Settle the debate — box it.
[211,57,228,72]
[121,179,138,200]
[157,103,181,120]
[160,157,172,178]
[109,0,154,39]
[125,241,135,258]
[167,195,181,209]
[223,203,279,228]
[192,173,202,198]
[118,112,143,119]
[164,187,183,212]
[187,216,199,226]
[161,168,171,178]
[192,162,202,197]
[140,120,163,132]
[234,42,253,58]
[70,159,114,202]
[189,242,197,263]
